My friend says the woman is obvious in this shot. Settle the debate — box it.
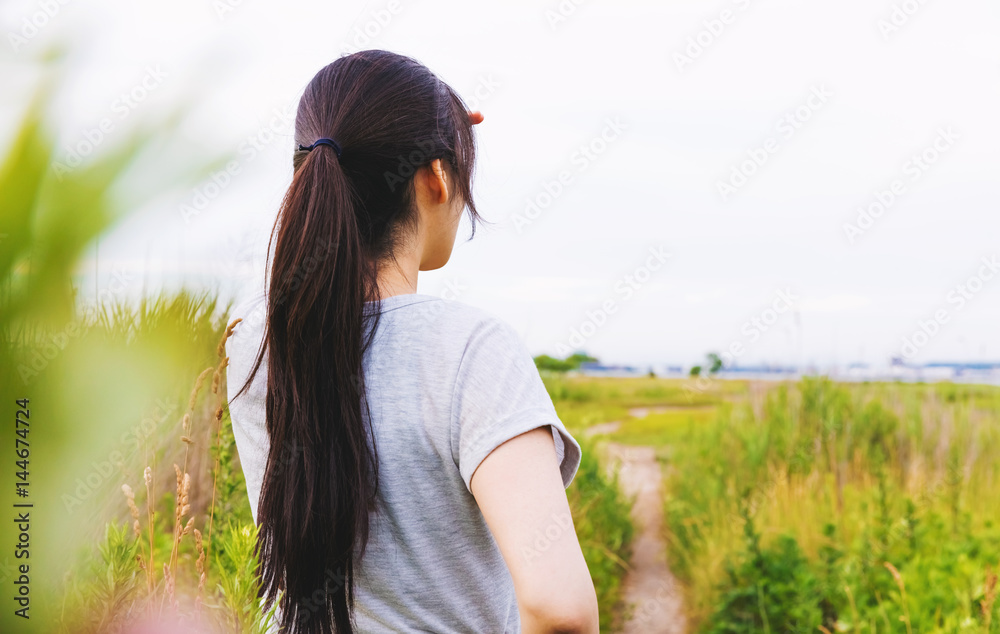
[226,50,598,634]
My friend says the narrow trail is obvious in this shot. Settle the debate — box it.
[585,411,687,634]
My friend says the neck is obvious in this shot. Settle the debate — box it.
[375,249,421,299]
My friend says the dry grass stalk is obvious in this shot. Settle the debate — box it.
[143,466,155,596]
[165,463,191,594]
[211,355,229,394]
[206,317,242,582]
[983,564,998,630]
[217,317,242,358]
[122,484,141,539]
[193,528,207,613]
[162,562,177,613]
[121,479,156,616]
[188,367,216,413]
[182,366,215,476]
[884,561,912,634]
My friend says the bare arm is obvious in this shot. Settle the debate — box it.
[470,427,599,634]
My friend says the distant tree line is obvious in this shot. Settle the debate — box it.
[533,352,598,373]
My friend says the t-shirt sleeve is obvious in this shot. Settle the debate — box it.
[451,317,582,494]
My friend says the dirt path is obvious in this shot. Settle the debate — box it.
[585,417,686,634]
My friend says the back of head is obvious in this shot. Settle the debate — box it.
[232,49,480,634]
[291,49,480,256]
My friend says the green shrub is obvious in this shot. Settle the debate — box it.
[707,510,822,634]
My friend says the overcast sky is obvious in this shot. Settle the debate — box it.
[3,0,998,368]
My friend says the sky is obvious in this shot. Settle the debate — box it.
[2,0,999,369]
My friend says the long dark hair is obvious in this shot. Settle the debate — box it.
[231,50,481,633]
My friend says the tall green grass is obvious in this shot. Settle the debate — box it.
[566,435,635,632]
[0,48,248,632]
[654,378,1000,633]
[543,374,1000,632]
[13,293,258,633]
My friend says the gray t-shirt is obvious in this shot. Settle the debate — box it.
[225,291,582,633]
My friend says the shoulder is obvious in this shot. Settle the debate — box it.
[426,301,537,387]
[426,298,527,352]
[381,294,522,343]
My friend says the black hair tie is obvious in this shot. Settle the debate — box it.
[298,137,342,159]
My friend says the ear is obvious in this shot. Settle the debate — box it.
[428,159,450,205]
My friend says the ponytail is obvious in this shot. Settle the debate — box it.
[230,50,482,633]
[250,143,379,634]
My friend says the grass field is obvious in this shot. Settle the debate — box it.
[545,374,1000,633]
[4,282,998,634]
